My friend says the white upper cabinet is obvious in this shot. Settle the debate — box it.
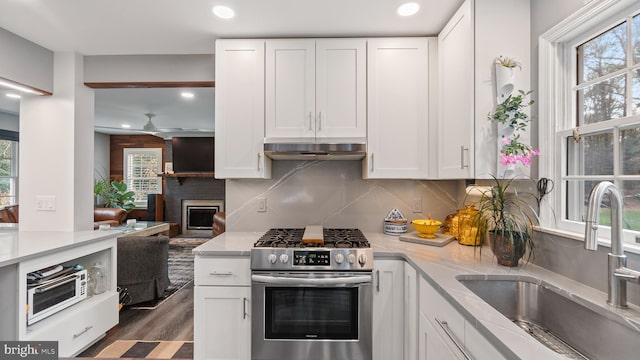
[214,39,271,179]
[265,39,366,142]
[436,0,474,179]
[435,0,530,179]
[364,38,432,179]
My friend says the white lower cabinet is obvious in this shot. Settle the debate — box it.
[404,262,418,360]
[418,275,505,360]
[194,257,251,360]
[372,260,404,360]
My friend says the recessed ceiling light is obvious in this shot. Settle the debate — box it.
[6,93,21,99]
[212,5,234,19]
[397,2,420,16]
[121,124,131,129]
[181,92,195,99]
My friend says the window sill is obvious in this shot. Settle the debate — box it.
[535,226,640,255]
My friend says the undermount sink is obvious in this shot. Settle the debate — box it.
[456,275,640,360]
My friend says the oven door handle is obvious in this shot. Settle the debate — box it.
[251,274,372,286]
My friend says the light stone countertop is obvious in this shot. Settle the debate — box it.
[193,231,640,360]
[0,227,121,268]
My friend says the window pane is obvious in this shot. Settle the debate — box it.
[578,22,627,83]
[634,68,640,115]
[567,132,614,175]
[579,74,626,124]
[622,180,640,231]
[621,126,640,175]
[634,14,640,64]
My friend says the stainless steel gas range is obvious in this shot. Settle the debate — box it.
[251,226,373,360]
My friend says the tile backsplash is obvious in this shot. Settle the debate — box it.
[226,160,465,232]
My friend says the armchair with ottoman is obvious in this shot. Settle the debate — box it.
[94,207,127,229]
[117,235,170,305]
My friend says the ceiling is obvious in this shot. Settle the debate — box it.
[0,0,464,137]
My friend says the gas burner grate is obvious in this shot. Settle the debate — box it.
[254,228,370,248]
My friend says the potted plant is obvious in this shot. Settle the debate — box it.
[473,176,539,266]
[93,178,136,212]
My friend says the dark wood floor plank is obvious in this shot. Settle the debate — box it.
[78,282,194,357]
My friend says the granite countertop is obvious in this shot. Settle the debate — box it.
[194,231,640,359]
[0,227,121,268]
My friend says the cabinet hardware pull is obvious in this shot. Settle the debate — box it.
[257,153,261,171]
[376,270,380,292]
[460,146,469,169]
[73,325,93,339]
[370,153,375,172]
[243,297,248,319]
[209,271,233,276]
[435,318,473,360]
[318,112,322,131]
[308,112,313,131]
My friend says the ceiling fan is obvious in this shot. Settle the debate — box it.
[95,112,214,139]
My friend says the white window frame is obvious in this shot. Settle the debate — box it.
[539,0,640,250]
[123,148,162,209]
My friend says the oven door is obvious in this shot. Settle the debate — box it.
[251,271,373,360]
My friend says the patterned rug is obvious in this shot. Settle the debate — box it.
[95,340,193,359]
[130,237,208,309]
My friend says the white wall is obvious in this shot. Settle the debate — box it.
[84,54,215,83]
[0,111,18,131]
[19,52,94,231]
[0,27,53,93]
[94,132,110,181]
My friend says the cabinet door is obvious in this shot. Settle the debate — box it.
[436,0,475,179]
[214,40,270,179]
[265,39,315,139]
[365,38,430,179]
[404,263,418,360]
[418,311,465,360]
[194,286,251,360]
[464,320,506,360]
[315,39,366,140]
[373,260,404,360]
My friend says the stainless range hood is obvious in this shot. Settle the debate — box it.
[263,143,366,160]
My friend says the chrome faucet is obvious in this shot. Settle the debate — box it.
[584,181,640,308]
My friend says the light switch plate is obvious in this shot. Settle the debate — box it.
[36,195,56,211]
[257,197,266,212]
[412,198,422,213]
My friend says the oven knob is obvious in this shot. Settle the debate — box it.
[358,253,368,266]
[268,254,278,264]
[335,253,344,264]
[279,254,289,264]
[347,253,356,264]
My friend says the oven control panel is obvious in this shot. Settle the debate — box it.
[293,251,330,266]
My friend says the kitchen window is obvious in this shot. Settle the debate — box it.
[123,148,162,208]
[540,0,640,248]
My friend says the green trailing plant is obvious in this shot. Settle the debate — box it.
[488,89,539,166]
[93,178,135,212]
[472,176,540,266]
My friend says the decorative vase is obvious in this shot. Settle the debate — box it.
[488,230,525,267]
[495,64,515,104]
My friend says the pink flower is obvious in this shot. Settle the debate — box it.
[501,137,511,145]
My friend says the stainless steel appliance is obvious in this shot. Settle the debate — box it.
[251,227,373,360]
[27,268,88,325]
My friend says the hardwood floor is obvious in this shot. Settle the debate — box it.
[78,281,194,358]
